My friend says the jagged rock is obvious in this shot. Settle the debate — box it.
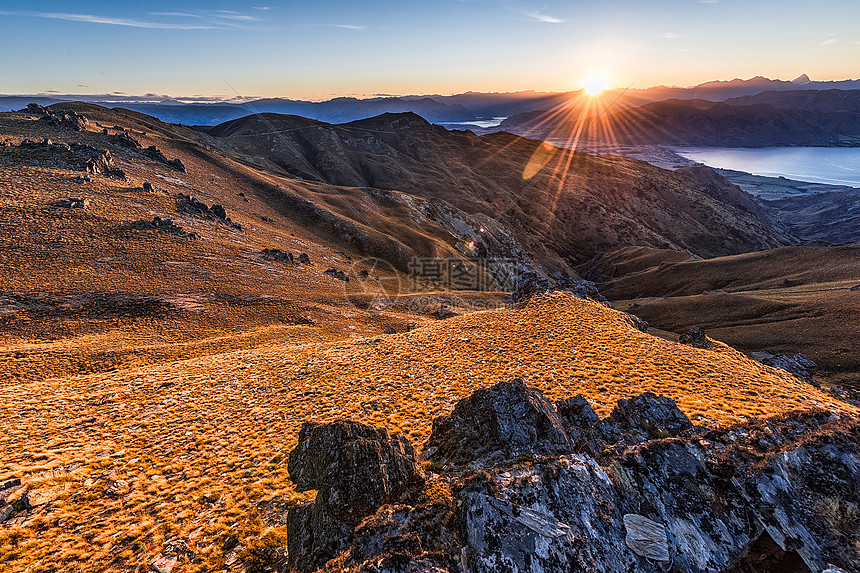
[35,107,89,131]
[143,182,154,192]
[287,421,425,572]
[128,217,198,239]
[110,131,142,148]
[678,326,712,349]
[555,395,600,444]
[291,381,860,573]
[53,197,89,209]
[751,351,819,386]
[262,248,295,263]
[298,253,311,265]
[513,271,608,304]
[423,379,573,467]
[620,313,649,332]
[177,194,241,229]
[623,514,669,561]
[850,284,860,291]
[141,145,186,172]
[324,267,350,282]
[609,391,693,439]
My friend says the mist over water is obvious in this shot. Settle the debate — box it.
[673,147,860,187]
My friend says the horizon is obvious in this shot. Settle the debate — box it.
[1,0,859,100]
[3,74,857,105]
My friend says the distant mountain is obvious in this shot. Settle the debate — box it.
[4,76,860,128]
[497,98,860,147]
[724,89,860,113]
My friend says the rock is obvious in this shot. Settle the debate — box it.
[38,108,89,131]
[210,204,227,220]
[358,269,370,278]
[623,514,669,561]
[141,146,186,172]
[286,420,424,572]
[751,350,819,386]
[150,555,177,573]
[110,132,142,149]
[290,381,860,573]
[262,248,295,263]
[324,267,350,282]
[514,271,608,304]
[620,313,649,332]
[555,394,600,444]
[143,182,154,192]
[177,194,241,229]
[298,253,311,265]
[129,217,198,239]
[383,326,397,335]
[678,326,712,349]
[609,391,693,439]
[850,284,860,291]
[423,378,573,467]
[53,197,89,209]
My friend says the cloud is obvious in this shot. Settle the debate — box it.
[660,32,678,39]
[21,11,218,29]
[821,38,838,46]
[524,10,565,24]
[331,24,365,30]
[697,0,718,3]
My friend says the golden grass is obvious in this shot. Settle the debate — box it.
[0,293,853,572]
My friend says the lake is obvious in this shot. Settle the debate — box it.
[671,147,860,187]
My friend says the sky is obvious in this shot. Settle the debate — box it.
[1,0,858,100]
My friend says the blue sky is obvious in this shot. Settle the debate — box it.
[1,0,858,100]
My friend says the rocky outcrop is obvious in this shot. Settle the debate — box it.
[513,271,608,305]
[27,104,90,131]
[177,194,241,230]
[324,267,350,282]
[423,379,573,468]
[679,326,713,349]
[751,351,818,386]
[284,381,860,573]
[128,217,198,239]
[286,421,425,572]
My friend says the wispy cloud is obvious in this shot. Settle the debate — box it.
[697,0,718,3]
[821,38,838,46]
[1,8,264,30]
[660,32,679,39]
[523,10,565,24]
[0,10,218,29]
[331,24,366,30]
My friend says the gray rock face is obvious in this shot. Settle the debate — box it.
[751,351,818,386]
[609,391,693,438]
[289,380,860,573]
[423,379,573,467]
[286,420,425,572]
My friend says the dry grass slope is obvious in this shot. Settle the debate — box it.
[0,293,852,572]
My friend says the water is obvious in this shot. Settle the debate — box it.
[672,147,860,187]
[441,117,507,129]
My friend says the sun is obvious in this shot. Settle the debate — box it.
[583,75,608,96]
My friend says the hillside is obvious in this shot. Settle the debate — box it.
[0,293,853,572]
[202,111,792,269]
[0,101,857,573]
[593,245,860,385]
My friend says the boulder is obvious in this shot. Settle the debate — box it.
[422,379,573,467]
[678,326,712,349]
[53,197,90,209]
[298,253,311,265]
[751,351,819,386]
[609,391,693,439]
[324,267,350,282]
[286,420,424,572]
